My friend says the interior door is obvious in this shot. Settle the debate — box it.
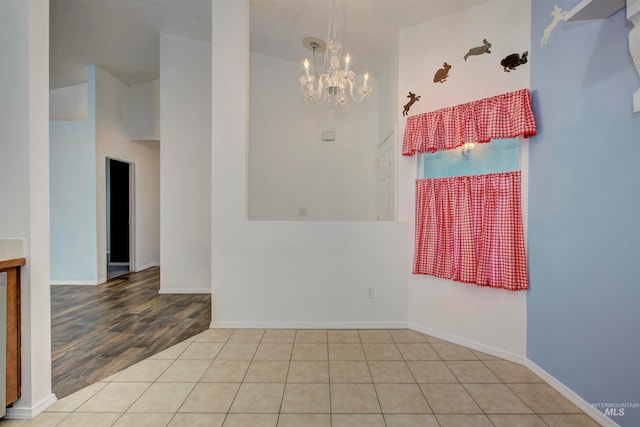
[376,129,396,221]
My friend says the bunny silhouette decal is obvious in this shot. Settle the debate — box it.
[433,62,451,83]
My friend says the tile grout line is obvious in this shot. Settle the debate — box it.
[476,357,539,418]
[362,329,393,426]
[138,343,199,427]
[440,350,500,423]
[224,329,262,418]
[399,333,437,418]
[274,330,295,426]
[159,330,214,426]
[173,329,234,426]
[326,330,333,427]
[369,335,389,427]
[215,329,235,427]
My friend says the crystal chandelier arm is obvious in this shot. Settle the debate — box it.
[317,73,328,94]
[346,75,356,101]
[357,78,373,100]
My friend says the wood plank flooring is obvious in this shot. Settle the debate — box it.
[51,267,211,399]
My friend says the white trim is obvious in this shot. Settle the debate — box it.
[526,360,619,427]
[565,0,625,21]
[394,122,399,221]
[133,262,160,272]
[50,280,98,286]
[128,161,136,273]
[159,288,211,295]
[210,322,408,329]
[107,262,129,266]
[102,155,137,293]
[5,393,57,419]
[408,324,612,426]
[408,322,527,364]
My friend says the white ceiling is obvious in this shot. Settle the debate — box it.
[50,0,158,89]
[50,0,490,89]
[250,0,490,76]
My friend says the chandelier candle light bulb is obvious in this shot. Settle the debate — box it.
[304,59,310,78]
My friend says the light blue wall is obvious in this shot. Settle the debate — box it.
[50,66,98,282]
[422,138,519,178]
[529,3,640,425]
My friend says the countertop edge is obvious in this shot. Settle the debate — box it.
[0,258,27,270]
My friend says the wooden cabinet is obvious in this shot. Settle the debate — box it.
[0,258,24,406]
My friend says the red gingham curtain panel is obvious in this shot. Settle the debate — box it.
[413,171,528,291]
[402,89,536,156]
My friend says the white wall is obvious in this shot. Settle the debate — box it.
[160,33,212,293]
[211,0,408,328]
[398,0,531,359]
[50,68,159,283]
[127,79,160,141]
[375,37,400,222]
[249,52,377,221]
[143,147,160,266]
[0,0,55,417]
[50,68,98,284]
[50,83,88,121]
[95,66,160,281]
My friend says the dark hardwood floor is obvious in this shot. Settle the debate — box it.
[51,267,211,399]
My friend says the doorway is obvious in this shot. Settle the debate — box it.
[106,158,134,280]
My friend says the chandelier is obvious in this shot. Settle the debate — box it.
[299,0,372,108]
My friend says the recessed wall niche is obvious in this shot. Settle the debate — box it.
[247,51,384,221]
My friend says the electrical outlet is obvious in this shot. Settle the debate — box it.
[367,287,375,299]
[297,208,307,217]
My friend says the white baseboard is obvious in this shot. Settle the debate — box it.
[525,360,618,427]
[209,321,408,329]
[5,393,57,419]
[134,262,160,272]
[406,324,612,426]
[407,322,527,365]
[159,288,210,294]
[50,280,98,286]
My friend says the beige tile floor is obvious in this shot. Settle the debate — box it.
[0,329,601,427]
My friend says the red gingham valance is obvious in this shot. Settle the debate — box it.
[413,171,528,291]
[402,89,536,156]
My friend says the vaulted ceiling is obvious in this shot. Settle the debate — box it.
[50,0,490,89]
